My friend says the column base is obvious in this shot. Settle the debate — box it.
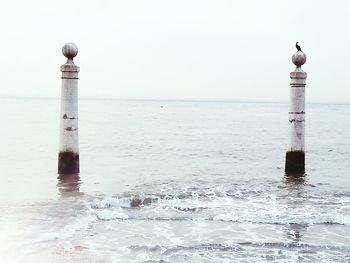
[285,151,305,174]
[58,151,80,174]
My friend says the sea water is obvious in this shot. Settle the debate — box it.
[0,97,349,262]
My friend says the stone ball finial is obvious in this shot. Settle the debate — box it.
[62,43,78,60]
[292,51,306,68]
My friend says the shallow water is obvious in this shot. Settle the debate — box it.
[0,98,349,262]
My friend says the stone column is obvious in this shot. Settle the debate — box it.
[285,50,307,174]
[58,43,80,174]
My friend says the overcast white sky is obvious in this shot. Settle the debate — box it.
[1,0,349,102]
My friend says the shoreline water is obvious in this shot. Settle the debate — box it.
[0,98,349,262]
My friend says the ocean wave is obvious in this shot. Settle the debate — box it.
[83,181,350,226]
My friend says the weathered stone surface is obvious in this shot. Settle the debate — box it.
[292,51,307,68]
[62,43,78,60]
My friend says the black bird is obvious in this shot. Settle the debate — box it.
[296,42,302,52]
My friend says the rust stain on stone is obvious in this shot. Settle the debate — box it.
[63,114,78,120]
[289,111,305,114]
[65,127,78,131]
[289,119,303,123]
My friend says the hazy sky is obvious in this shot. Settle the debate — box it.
[1,0,349,102]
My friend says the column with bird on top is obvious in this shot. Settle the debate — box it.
[285,42,307,174]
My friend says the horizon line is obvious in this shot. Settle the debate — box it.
[0,95,350,105]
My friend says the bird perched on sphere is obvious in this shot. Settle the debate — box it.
[295,42,302,52]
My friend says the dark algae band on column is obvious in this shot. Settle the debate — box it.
[58,151,80,174]
[285,151,305,174]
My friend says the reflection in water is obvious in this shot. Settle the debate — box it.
[57,174,83,197]
[283,172,307,243]
[283,172,306,186]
